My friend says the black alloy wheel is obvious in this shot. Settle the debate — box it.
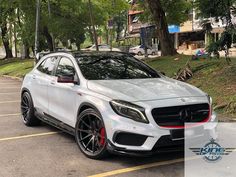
[21,92,40,126]
[75,108,108,159]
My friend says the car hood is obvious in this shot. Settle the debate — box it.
[87,78,206,102]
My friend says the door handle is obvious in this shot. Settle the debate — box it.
[32,75,36,80]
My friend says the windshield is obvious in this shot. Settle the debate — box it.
[76,55,160,80]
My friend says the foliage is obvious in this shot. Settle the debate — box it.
[207,30,233,63]
[195,0,236,27]
[195,0,236,64]
[0,0,129,57]
[137,0,191,25]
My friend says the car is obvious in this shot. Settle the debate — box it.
[82,44,121,52]
[21,51,217,159]
[129,45,157,56]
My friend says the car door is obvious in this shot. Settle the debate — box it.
[30,57,58,115]
[48,56,79,127]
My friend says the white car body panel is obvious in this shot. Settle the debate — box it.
[87,78,205,102]
[26,70,52,115]
[48,77,79,126]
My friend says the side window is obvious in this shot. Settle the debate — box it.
[37,57,57,75]
[56,57,76,77]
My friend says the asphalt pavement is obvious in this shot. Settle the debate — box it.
[0,77,184,177]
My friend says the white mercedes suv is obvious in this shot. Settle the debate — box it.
[21,51,217,159]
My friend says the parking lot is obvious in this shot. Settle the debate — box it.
[0,77,184,177]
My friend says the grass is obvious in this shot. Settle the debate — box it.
[0,58,34,78]
[0,55,235,118]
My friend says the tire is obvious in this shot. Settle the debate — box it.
[75,108,108,159]
[21,92,41,126]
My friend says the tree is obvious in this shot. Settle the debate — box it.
[0,0,13,58]
[87,0,128,45]
[196,0,236,64]
[145,0,176,56]
[139,0,191,56]
[113,11,127,41]
[0,0,129,58]
[195,0,236,28]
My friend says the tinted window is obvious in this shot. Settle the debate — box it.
[56,57,76,77]
[37,57,57,75]
[76,55,159,80]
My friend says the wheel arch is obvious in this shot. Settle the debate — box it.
[21,87,35,106]
[77,102,102,119]
[21,87,31,97]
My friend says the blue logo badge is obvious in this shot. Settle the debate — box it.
[190,139,235,162]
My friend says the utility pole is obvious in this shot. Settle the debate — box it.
[48,0,55,51]
[88,0,99,51]
[34,0,40,60]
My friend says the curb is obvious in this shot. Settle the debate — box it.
[1,75,23,81]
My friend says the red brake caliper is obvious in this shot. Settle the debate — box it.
[99,127,105,146]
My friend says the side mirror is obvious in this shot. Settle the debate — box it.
[57,75,75,84]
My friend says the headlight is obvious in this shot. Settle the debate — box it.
[110,100,149,124]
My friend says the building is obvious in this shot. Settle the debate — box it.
[126,1,230,52]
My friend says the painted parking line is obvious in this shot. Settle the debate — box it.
[0,100,20,104]
[0,113,21,117]
[88,158,184,177]
[0,132,60,142]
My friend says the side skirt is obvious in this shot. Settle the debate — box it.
[35,110,75,136]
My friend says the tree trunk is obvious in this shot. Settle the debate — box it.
[1,24,13,58]
[25,47,30,59]
[88,0,99,51]
[43,26,54,51]
[146,0,177,56]
[13,22,17,58]
[106,27,109,44]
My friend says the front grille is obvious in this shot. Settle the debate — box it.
[151,103,210,127]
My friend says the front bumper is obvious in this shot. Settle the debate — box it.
[107,135,184,156]
[102,102,217,155]
[99,96,217,155]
